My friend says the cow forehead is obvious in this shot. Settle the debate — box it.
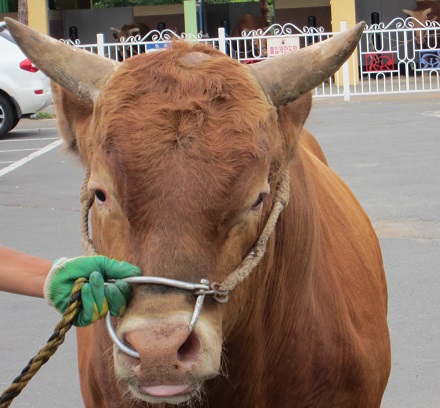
[91,43,278,225]
[99,42,269,110]
[94,42,273,143]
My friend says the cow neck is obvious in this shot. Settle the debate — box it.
[79,169,290,301]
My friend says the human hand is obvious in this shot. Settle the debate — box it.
[43,256,141,327]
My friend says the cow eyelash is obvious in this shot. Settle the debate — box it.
[251,193,266,210]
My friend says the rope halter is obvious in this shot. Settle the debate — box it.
[80,169,290,359]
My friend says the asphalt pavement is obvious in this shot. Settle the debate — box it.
[0,94,439,407]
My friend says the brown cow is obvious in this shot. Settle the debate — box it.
[232,14,269,60]
[6,18,391,408]
[111,22,150,41]
[111,23,150,60]
[403,1,440,45]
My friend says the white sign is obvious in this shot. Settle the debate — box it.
[267,36,300,57]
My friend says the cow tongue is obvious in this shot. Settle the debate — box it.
[141,384,190,397]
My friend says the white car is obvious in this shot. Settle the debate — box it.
[0,22,52,138]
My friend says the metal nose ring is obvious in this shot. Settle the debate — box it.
[105,277,211,359]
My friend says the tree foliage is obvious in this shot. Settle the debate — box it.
[93,0,179,7]
[92,0,255,8]
[7,0,17,12]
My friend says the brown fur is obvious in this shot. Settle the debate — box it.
[232,14,269,59]
[232,14,268,36]
[52,41,390,407]
[259,0,270,26]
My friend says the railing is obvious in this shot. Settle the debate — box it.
[63,18,440,101]
[355,18,440,96]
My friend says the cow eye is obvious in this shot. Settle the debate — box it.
[251,193,266,210]
[94,189,107,203]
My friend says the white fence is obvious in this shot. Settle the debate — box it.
[66,18,440,100]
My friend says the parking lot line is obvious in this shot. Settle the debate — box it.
[0,139,63,178]
[0,148,40,153]
[6,127,58,133]
[0,137,59,143]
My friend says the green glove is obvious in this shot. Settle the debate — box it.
[43,256,141,327]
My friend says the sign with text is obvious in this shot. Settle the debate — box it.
[267,36,300,57]
[146,42,170,52]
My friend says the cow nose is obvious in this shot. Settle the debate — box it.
[123,323,201,373]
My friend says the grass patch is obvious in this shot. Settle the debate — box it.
[32,111,56,120]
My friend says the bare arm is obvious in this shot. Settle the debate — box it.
[0,245,52,298]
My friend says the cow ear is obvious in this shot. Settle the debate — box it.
[277,92,313,160]
[52,83,94,165]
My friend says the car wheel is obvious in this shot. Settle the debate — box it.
[10,116,20,131]
[0,95,14,138]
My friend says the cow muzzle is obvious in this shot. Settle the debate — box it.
[105,277,222,358]
[110,281,223,404]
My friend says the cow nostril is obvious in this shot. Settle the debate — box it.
[177,331,200,362]
[122,333,136,351]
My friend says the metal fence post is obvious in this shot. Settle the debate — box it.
[97,33,105,56]
[218,27,226,54]
[340,22,351,102]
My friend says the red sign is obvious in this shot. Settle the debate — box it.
[365,53,395,72]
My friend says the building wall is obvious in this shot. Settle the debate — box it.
[63,7,134,43]
[49,10,64,39]
[273,0,419,32]
[275,0,332,32]
[54,5,185,42]
[355,0,419,25]
[205,2,262,37]
[28,0,49,34]
[2,0,423,42]
[133,4,184,34]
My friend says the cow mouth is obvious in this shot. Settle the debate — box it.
[142,384,191,396]
[128,382,201,404]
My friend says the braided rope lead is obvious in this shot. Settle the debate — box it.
[0,278,87,408]
[216,170,290,295]
[80,170,97,257]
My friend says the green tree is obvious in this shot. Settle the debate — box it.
[92,0,258,8]
[92,0,273,23]
[93,0,181,7]
[7,0,17,12]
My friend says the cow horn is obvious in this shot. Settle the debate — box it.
[402,9,414,17]
[247,22,365,107]
[423,8,433,17]
[5,17,119,105]
[128,28,141,36]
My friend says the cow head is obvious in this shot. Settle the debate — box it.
[402,6,436,26]
[6,18,363,405]
[232,14,270,59]
[111,23,150,60]
[111,23,150,42]
[402,4,438,44]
